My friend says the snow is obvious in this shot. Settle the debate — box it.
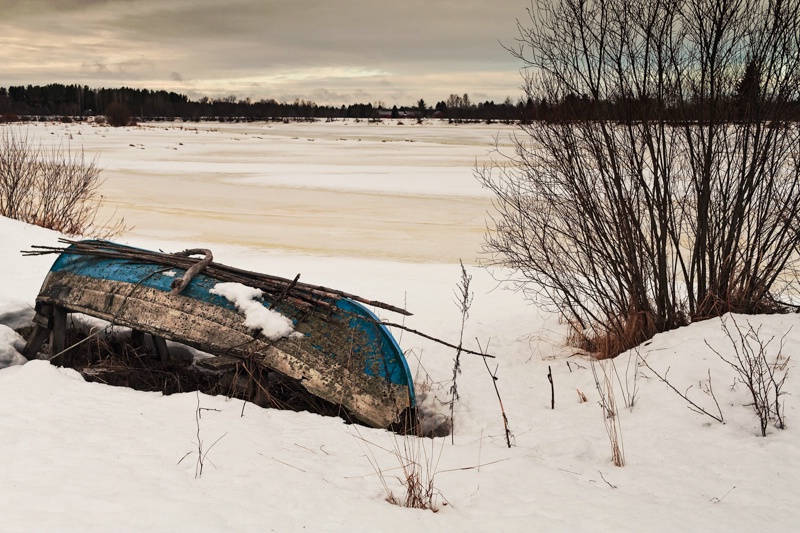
[0,325,26,367]
[0,120,799,532]
[209,282,296,340]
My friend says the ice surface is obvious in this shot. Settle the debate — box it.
[13,120,510,263]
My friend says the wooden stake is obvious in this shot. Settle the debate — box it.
[151,335,170,362]
[51,306,67,359]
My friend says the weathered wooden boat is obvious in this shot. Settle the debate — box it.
[23,240,415,429]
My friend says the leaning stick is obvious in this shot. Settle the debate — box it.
[379,321,496,358]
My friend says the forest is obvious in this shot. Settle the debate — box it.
[0,83,528,122]
[3,79,798,125]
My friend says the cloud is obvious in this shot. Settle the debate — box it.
[0,0,525,105]
[82,61,110,74]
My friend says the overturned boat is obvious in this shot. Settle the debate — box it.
[23,240,415,429]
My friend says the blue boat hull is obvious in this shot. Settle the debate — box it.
[32,241,414,428]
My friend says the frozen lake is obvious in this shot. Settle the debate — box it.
[25,120,516,263]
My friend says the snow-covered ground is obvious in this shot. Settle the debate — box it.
[1,121,799,532]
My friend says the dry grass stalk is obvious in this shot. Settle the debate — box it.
[591,359,625,467]
[449,260,473,443]
[177,391,226,478]
[386,432,444,511]
[567,307,659,360]
[613,349,640,411]
[353,413,445,512]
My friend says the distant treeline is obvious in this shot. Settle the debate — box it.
[2,82,797,124]
[0,84,530,122]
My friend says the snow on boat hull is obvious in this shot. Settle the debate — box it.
[26,241,414,429]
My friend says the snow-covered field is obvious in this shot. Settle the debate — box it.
[1,121,799,532]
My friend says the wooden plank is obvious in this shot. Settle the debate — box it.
[195,354,241,371]
[32,305,52,328]
[23,325,50,359]
[130,329,145,347]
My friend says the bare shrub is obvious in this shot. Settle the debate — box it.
[0,128,125,236]
[478,0,800,357]
[706,315,790,436]
[105,102,132,127]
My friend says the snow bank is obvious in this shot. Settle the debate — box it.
[0,325,26,368]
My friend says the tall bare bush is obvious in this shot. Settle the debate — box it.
[478,0,800,356]
[0,128,124,236]
[104,102,132,128]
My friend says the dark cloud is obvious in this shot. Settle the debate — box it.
[3,0,132,16]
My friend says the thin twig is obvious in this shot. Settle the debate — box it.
[598,470,617,489]
[478,337,513,448]
[710,485,736,503]
[638,355,724,423]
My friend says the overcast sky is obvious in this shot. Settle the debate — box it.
[0,0,529,106]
